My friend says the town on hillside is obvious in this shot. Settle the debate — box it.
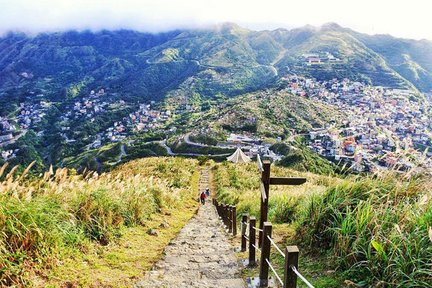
[281,75,432,172]
[1,76,431,173]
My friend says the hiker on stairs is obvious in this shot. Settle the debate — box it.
[200,190,207,205]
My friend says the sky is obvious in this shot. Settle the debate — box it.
[0,0,431,40]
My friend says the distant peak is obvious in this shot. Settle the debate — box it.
[211,22,249,34]
[321,22,344,31]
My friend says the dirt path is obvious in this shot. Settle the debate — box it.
[135,169,245,288]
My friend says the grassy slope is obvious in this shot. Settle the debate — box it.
[0,157,200,287]
[45,201,198,287]
[191,88,341,138]
[213,161,432,287]
[213,161,343,287]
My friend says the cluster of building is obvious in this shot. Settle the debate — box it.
[0,117,15,144]
[58,88,172,145]
[283,76,432,172]
[1,149,19,161]
[102,103,172,143]
[215,133,282,161]
[301,52,341,65]
[62,89,111,123]
[16,102,46,129]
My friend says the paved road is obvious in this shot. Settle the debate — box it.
[184,132,210,147]
[135,169,245,288]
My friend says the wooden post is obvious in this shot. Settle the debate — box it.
[232,206,237,236]
[241,214,247,251]
[221,204,226,226]
[227,206,233,233]
[259,222,272,287]
[248,216,256,266]
[228,206,232,231]
[283,246,299,288]
[259,161,271,247]
[222,204,228,226]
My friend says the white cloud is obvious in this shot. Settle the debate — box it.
[0,0,431,40]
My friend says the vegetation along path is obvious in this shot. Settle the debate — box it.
[135,169,245,288]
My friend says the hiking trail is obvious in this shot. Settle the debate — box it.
[135,169,246,288]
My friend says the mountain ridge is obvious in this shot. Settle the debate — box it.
[1,22,431,96]
[1,22,432,171]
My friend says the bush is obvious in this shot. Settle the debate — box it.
[269,195,300,224]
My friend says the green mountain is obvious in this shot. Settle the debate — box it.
[1,23,432,104]
[1,23,432,171]
[267,23,429,91]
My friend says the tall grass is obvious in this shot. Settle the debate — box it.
[214,161,432,286]
[0,157,198,286]
[212,161,330,223]
[297,172,432,286]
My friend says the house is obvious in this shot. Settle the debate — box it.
[0,133,13,142]
[306,57,321,65]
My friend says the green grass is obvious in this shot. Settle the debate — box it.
[297,173,432,286]
[0,157,200,286]
[214,161,432,287]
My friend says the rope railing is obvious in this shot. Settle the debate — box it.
[267,235,285,258]
[252,226,263,232]
[257,154,264,172]
[291,266,315,288]
[251,243,261,252]
[238,215,315,288]
[212,156,313,287]
[266,258,283,286]
[213,202,315,288]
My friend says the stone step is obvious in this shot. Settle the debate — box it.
[135,169,245,288]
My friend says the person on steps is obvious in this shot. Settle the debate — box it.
[205,187,210,197]
[200,190,207,205]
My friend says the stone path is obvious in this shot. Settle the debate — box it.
[135,169,245,288]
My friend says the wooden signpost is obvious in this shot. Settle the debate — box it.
[257,155,306,247]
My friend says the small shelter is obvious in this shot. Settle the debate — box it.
[226,147,251,163]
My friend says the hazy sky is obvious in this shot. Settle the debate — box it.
[0,0,431,40]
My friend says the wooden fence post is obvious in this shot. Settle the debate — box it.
[232,206,237,236]
[259,161,271,247]
[249,216,256,266]
[227,206,233,233]
[283,246,299,288]
[221,204,226,225]
[227,205,231,225]
[224,205,228,227]
[241,214,247,251]
[259,222,272,287]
